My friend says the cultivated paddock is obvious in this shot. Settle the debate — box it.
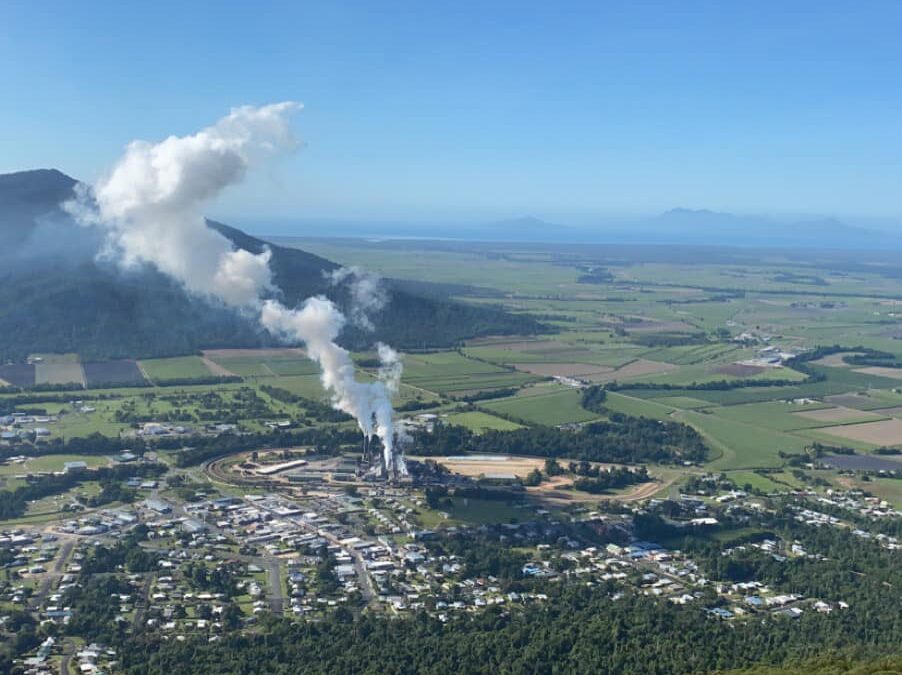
[715,363,765,377]
[35,361,85,386]
[203,348,307,359]
[819,418,902,446]
[512,362,615,378]
[854,366,902,380]
[792,406,880,423]
[585,358,677,383]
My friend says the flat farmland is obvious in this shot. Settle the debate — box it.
[584,358,677,383]
[443,411,524,432]
[262,357,320,376]
[854,366,902,380]
[823,392,902,410]
[870,405,902,417]
[511,362,614,378]
[203,348,306,359]
[682,410,810,470]
[641,343,739,365]
[35,360,85,386]
[650,396,715,410]
[204,348,309,377]
[602,392,676,421]
[711,401,837,432]
[83,359,145,386]
[140,356,213,381]
[464,341,637,368]
[0,363,35,387]
[716,363,766,377]
[792,406,883,424]
[482,388,600,425]
[402,351,539,394]
[204,356,275,377]
[815,418,902,446]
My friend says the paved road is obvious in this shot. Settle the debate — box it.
[291,517,377,605]
[59,639,75,675]
[262,556,284,614]
[132,573,154,628]
[30,538,75,610]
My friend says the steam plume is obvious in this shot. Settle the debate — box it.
[66,103,404,474]
[328,266,387,330]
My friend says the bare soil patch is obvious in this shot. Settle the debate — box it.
[819,418,902,446]
[430,455,545,479]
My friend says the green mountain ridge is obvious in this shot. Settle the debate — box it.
[0,169,542,361]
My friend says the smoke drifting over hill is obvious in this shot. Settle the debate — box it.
[65,102,405,474]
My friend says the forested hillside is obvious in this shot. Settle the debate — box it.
[0,170,542,360]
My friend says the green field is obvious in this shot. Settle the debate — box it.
[139,356,213,380]
[0,454,108,480]
[680,410,810,470]
[726,470,788,493]
[443,411,524,432]
[481,388,601,426]
[9,237,902,508]
[602,392,677,421]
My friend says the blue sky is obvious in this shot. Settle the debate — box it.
[2,0,902,227]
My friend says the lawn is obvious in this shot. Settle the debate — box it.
[0,454,109,481]
[446,497,527,524]
[23,454,109,473]
[726,471,788,493]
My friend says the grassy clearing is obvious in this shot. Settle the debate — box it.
[418,496,527,526]
[726,471,788,492]
[22,454,109,473]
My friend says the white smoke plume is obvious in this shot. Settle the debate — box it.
[66,102,302,306]
[66,103,405,474]
[328,266,387,331]
[260,299,403,471]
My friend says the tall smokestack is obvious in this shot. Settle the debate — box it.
[65,103,406,479]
